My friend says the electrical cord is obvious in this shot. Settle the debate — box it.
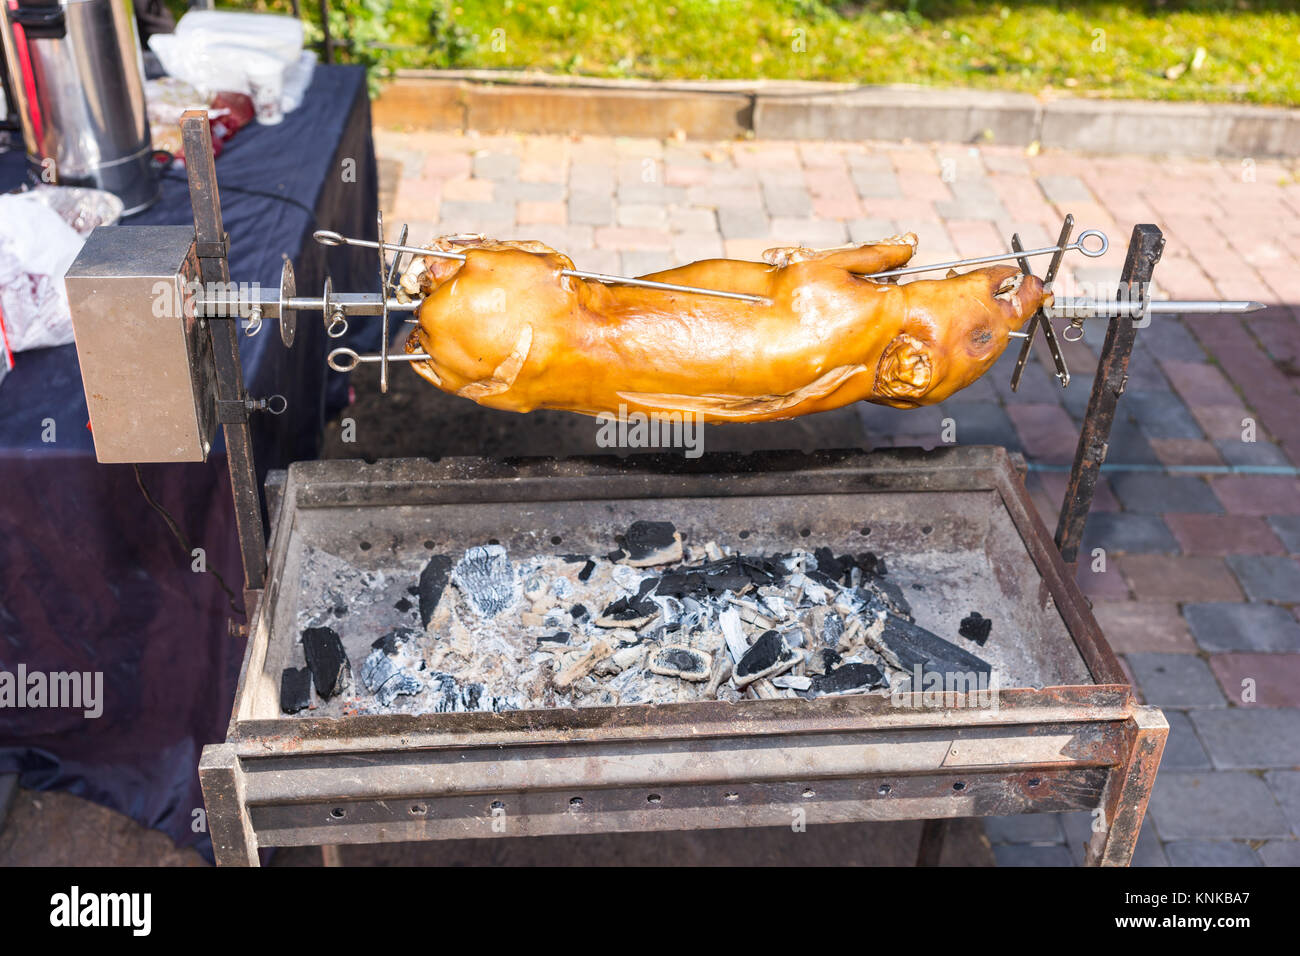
[133,464,245,617]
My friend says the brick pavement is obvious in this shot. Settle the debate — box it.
[378,128,1300,866]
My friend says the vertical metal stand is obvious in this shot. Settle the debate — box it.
[181,111,267,607]
[1054,224,1165,565]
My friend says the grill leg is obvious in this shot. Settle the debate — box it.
[1085,705,1168,866]
[199,744,260,867]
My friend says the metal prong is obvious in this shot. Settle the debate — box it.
[864,228,1108,281]
[314,230,345,247]
[1036,216,1073,387]
[377,211,391,394]
[328,347,431,373]
[1008,232,1039,393]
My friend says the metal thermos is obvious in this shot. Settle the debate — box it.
[0,0,159,215]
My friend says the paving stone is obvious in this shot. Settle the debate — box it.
[1257,840,1300,866]
[471,151,520,181]
[617,184,686,205]
[1126,653,1226,707]
[1037,174,1093,204]
[1076,560,1131,600]
[619,251,676,276]
[1209,654,1300,708]
[993,353,1059,404]
[1123,391,1205,440]
[1191,404,1257,442]
[1213,476,1300,516]
[1150,438,1223,468]
[1164,514,1285,556]
[847,218,900,243]
[983,813,1065,845]
[1159,709,1213,770]
[935,402,1019,448]
[849,166,902,199]
[1141,318,1206,362]
[1120,556,1243,603]
[1216,439,1292,468]
[1057,811,1166,866]
[1082,514,1179,555]
[762,184,812,218]
[1184,602,1300,652]
[769,218,848,246]
[496,180,565,202]
[1102,420,1162,466]
[1268,516,1300,554]
[568,191,615,226]
[1190,708,1300,769]
[1109,472,1221,515]
[514,200,567,226]
[1226,554,1300,602]
[1007,403,1078,463]
[615,203,669,228]
[1148,772,1291,839]
[1164,841,1261,866]
[594,226,672,251]
[671,232,724,263]
[1090,602,1197,654]
[668,207,717,233]
[1160,359,1241,407]
[1264,771,1300,836]
[717,205,770,240]
[993,844,1075,867]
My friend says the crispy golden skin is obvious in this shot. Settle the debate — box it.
[401,234,1048,422]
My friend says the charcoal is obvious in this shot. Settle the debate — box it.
[821,610,844,646]
[538,631,571,646]
[596,579,658,626]
[578,559,596,582]
[959,612,993,646]
[813,547,854,584]
[394,597,413,613]
[804,647,842,675]
[332,605,347,618]
[279,666,312,714]
[417,554,453,627]
[734,629,798,686]
[561,554,589,563]
[621,520,683,566]
[452,545,516,617]
[570,603,590,620]
[871,615,991,678]
[647,644,711,681]
[371,625,420,655]
[771,673,812,691]
[301,626,350,698]
[606,549,627,562]
[856,552,886,577]
[812,662,887,696]
[866,578,911,618]
[359,647,423,706]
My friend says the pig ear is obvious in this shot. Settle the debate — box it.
[874,332,934,402]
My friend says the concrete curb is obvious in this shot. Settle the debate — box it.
[374,70,1299,159]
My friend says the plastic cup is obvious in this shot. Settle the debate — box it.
[246,62,285,125]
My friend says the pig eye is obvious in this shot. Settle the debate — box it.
[970,327,993,346]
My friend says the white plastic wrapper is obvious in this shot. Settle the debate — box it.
[148,11,314,114]
[0,194,86,353]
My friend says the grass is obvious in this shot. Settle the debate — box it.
[215,1,1300,105]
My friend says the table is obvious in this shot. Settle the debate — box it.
[0,64,380,860]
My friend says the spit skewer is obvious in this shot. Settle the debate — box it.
[861,229,1109,280]
[312,230,771,304]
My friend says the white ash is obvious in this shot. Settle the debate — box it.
[288,536,957,718]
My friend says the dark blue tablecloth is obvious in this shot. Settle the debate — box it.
[0,64,380,859]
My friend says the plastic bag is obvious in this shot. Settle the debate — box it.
[0,194,86,353]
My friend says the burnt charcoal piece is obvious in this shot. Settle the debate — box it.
[538,631,571,646]
[812,662,887,696]
[578,559,596,582]
[371,625,420,655]
[359,648,423,706]
[332,605,348,618]
[301,626,350,699]
[821,611,845,646]
[597,579,659,626]
[452,545,516,617]
[561,554,589,563]
[864,578,911,618]
[856,552,887,578]
[622,520,683,566]
[570,603,589,620]
[959,612,993,646]
[813,547,854,584]
[734,629,798,686]
[874,615,991,679]
[606,549,627,562]
[648,644,711,681]
[394,597,413,614]
[279,666,312,714]
[418,554,453,627]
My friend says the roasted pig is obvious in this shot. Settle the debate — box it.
[400,233,1049,422]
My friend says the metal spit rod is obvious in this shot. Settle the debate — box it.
[312,230,771,304]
